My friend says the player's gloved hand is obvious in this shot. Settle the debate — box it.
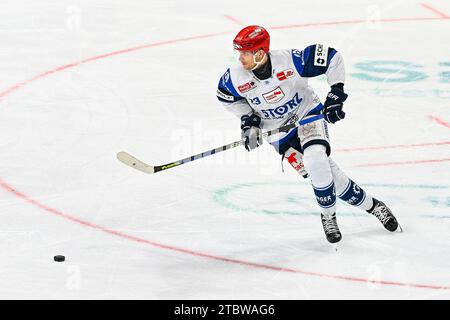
[241,114,263,151]
[323,83,348,124]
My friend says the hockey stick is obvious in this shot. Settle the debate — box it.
[117,114,324,174]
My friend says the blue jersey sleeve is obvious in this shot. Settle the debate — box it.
[291,45,338,78]
[216,68,245,103]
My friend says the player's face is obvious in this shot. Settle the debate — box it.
[237,50,257,70]
[237,50,265,70]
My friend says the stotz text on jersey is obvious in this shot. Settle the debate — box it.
[260,92,302,119]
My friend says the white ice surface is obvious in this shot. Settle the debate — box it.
[0,0,449,299]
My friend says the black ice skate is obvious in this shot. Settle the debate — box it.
[321,213,342,243]
[367,198,399,232]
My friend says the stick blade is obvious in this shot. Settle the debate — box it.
[117,151,155,174]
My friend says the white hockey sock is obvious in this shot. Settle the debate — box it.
[303,145,336,216]
[329,158,374,211]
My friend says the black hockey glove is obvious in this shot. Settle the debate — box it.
[323,83,348,124]
[241,114,263,151]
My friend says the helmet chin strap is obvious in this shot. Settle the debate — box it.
[251,51,267,71]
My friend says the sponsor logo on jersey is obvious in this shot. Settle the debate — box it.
[292,49,302,58]
[221,70,230,87]
[221,70,230,86]
[217,89,235,102]
[276,69,295,81]
[314,44,328,67]
[262,87,285,104]
[261,92,302,118]
[292,49,305,65]
[238,81,256,93]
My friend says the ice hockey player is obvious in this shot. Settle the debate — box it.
[216,25,399,243]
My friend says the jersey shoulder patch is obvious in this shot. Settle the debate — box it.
[291,48,308,75]
[218,68,242,98]
[217,67,245,103]
[313,44,329,67]
[292,45,338,77]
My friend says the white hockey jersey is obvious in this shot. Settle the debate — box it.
[217,44,345,144]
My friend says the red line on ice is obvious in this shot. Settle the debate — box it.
[429,116,450,129]
[0,32,229,100]
[0,16,450,291]
[270,16,446,30]
[420,3,450,19]
[355,158,450,168]
[0,177,449,291]
[224,15,245,26]
[336,141,450,152]
[1,16,448,99]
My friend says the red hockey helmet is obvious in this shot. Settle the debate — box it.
[233,25,270,53]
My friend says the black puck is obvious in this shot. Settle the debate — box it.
[54,255,65,262]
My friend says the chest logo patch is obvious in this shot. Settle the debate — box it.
[276,69,295,81]
[238,81,256,93]
[262,86,285,104]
